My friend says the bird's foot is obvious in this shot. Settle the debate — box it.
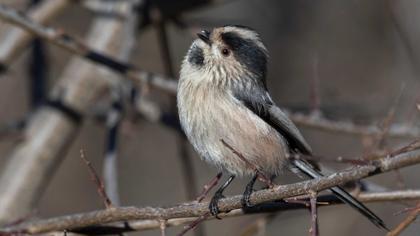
[241,174,258,208]
[241,190,253,208]
[209,191,225,219]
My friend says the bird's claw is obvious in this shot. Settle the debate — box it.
[241,192,253,208]
[241,174,257,209]
[209,192,224,219]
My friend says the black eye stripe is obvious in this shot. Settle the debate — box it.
[188,46,204,66]
[221,32,267,78]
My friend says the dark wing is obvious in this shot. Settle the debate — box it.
[232,87,388,230]
[265,105,312,155]
[232,85,312,155]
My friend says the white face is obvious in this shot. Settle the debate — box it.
[188,38,235,66]
[182,26,268,85]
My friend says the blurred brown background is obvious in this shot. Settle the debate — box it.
[0,0,419,235]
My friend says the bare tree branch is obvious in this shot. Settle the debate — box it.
[1,148,420,235]
[0,3,178,94]
[80,149,113,209]
[309,191,319,236]
[41,190,420,235]
[0,1,141,225]
[286,111,419,139]
[0,0,74,69]
[387,201,420,236]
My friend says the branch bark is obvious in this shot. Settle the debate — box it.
[2,148,420,234]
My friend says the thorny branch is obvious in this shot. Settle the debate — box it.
[79,149,113,209]
[1,147,420,235]
[387,201,420,236]
[26,190,420,235]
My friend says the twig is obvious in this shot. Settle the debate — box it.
[221,139,273,187]
[196,172,223,203]
[0,3,178,94]
[387,201,420,236]
[371,84,405,152]
[309,191,319,236]
[390,139,420,157]
[80,149,113,209]
[176,213,211,236]
[0,0,73,67]
[287,111,420,139]
[2,148,420,235]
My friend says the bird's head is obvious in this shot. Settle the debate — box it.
[181,25,268,86]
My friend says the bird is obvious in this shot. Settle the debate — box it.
[177,25,387,230]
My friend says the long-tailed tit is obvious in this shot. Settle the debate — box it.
[177,25,386,230]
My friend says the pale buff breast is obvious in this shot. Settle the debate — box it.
[178,78,289,177]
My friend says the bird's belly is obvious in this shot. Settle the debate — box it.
[187,98,289,177]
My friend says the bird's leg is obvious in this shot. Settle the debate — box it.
[196,172,223,202]
[241,173,258,208]
[209,175,235,219]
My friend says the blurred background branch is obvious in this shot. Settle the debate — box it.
[0,0,139,224]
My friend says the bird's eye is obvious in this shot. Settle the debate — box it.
[221,48,230,56]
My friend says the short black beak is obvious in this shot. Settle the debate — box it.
[197,30,211,45]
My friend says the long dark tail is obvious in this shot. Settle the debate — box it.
[292,159,388,231]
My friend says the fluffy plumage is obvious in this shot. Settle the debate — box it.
[177,25,387,230]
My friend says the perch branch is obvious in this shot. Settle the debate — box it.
[43,190,420,234]
[2,148,420,234]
